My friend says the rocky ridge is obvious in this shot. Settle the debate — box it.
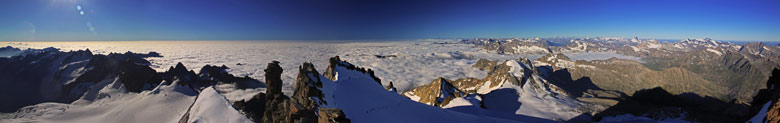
[533,53,726,100]
[402,57,595,121]
[463,37,780,104]
[0,47,165,112]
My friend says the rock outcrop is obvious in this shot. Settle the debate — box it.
[232,93,266,122]
[748,68,780,123]
[385,81,397,92]
[402,77,465,106]
[318,108,351,123]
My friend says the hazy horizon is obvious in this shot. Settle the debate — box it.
[3,37,780,43]
[2,0,779,41]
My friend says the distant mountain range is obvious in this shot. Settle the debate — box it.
[461,37,780,104]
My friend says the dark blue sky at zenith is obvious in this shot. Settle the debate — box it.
[0,0,779,41]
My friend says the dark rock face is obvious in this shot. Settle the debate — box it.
[0,48,90,112]
[0,48,165,112]
[748,68,780,123]
[60,51,163,102]
[160,62,198,85]
[318,108,351,123]
[233,93,266,122]
[87,52,163,93]
[0,46,23,57]
[0,46,268,115]
[261,94,317,123]
[262,94,293,122]
[118,60,162,92]
[594,87,750,122]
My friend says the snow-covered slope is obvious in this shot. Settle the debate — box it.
[0,47,263,123]
[184,87,251,123]
[472,60,586,121]
[317,58,538,123]
[481,76,583,121]
[1,77,197,123]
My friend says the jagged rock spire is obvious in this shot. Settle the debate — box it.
[265,61,283,95]
[262,61,324,123]
[293,62,327,109]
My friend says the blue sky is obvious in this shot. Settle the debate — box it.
[0,0,778,41]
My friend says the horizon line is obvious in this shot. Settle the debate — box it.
[2,37,780,42]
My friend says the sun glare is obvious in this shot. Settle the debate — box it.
[47,0,79,8]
